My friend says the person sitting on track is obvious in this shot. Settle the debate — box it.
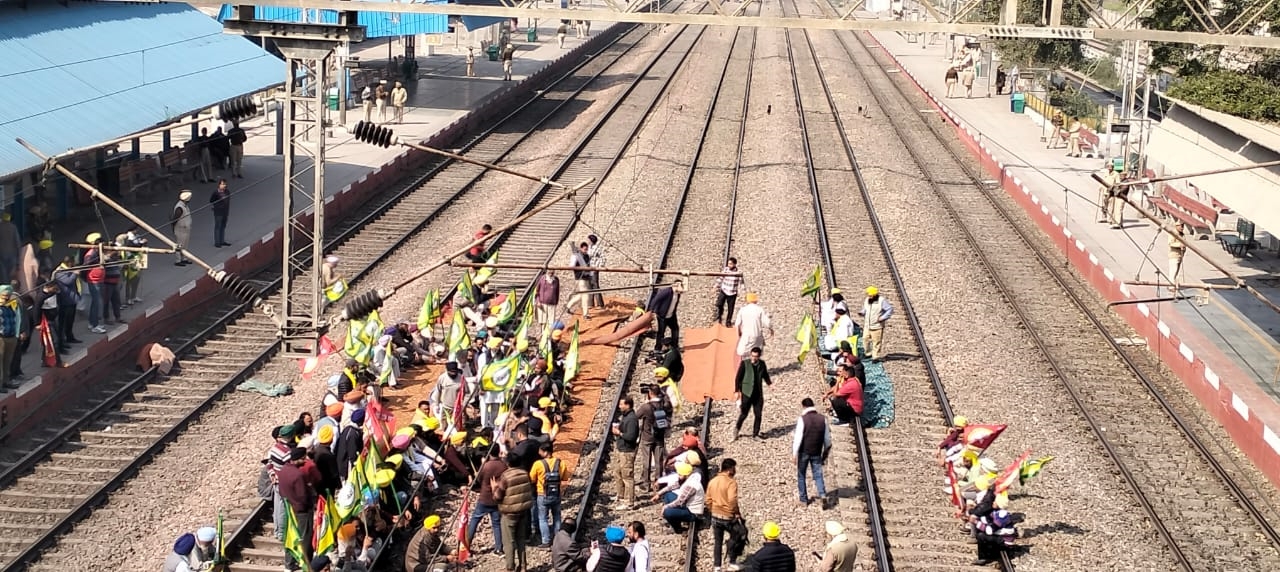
[650,461,705,534]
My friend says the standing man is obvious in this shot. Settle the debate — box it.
[1066,117,1083,158]
[321,255,347,305]
[536,270,561,333]
[492,459,535,572]
[466,47,476,77]
[501,43,515,81]
[376,81,389,122]
[277,448,317,570]
[636,386,670,493]
[466,447,507,556]
[1168,221,1188,292]
[0,213,19,283]
[361,84,374,122]
[732,347,771,441]
[818,521,858,572]
[557,22,568,48]
[0,285,23,391]
[586,234,606,310]
[858,286,894,363]
[1108,173,1130,230]
[226,121,247,178]
[53,257,81,350]
[612,396,640,509]
[530,441,570,546]
[792,398,831,508]
[1097,164,1122,224]
[647,280,685,354]
[565,241,593,319]
[733,293,772,358]
[210,180,231,248]
[391,81,408,124]
[713,257,743,327]
[751,522,796,571]
[194,128,214,183]
[430,362,463,430]
[706,458,742,572]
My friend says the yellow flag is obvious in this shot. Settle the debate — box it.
[795,313,817,363]
[447,310,470,355]
[475,251,499,284]
[416,288,441,331]
[564,324,581,384]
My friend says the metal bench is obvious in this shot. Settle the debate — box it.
[1150,185,1218,238]
[1219,218,1259,257]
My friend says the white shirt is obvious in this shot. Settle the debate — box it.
[626,538,651,572]
[819,298,848,329]
[734,303,772,341]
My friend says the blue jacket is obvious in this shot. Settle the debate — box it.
[55,270,81,307]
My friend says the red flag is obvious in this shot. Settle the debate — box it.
[946,461,964,515]
[366,399,397,455]
[452,382,466,431]
[298,335,339,378]
[962,424,1007,453]
[995,450,1032,494]
[40,315,57,368]
[456,491,473,563]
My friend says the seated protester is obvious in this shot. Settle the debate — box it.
[322,374,344,408]
[435,431,472,486]
[165,534,196,572]
[381,457,417,504]
[826,341,859,386]
[357,503,393,565]
[461,434,491,469]
[521,358,554,404]
[937,416,968,467]
[531,397,560,442]
[650,461,705,533]
[551,517,591,572]
[405,514,456,572]
[373,469,412,527]
[821,306,859,356]
[819,290,848,331]
[587,526,631,571]
[499,408,530,455]
[825,364,864,427]
[411,400,437,430]
[960,458,998,502]
[190,526,220,569]
[663,429,709,482]
[462,401,484,432]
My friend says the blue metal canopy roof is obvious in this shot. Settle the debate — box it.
[0,2,282,179]
[216,0,449,38]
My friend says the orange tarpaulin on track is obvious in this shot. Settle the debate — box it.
[678,324,741,402]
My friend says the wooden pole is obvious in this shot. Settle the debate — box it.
[449,261,740,277]
[67,243,178,254]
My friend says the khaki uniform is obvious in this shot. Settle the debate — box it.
[1066,120,1082,157]
[1098,170,1121,223]
[466,50,475,77]
[1169,224,1187,288]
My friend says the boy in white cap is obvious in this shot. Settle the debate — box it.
[171,191,193,266]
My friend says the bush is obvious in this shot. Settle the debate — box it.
[1168,70,1280,123]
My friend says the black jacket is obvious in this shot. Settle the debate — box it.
[615,410,639,452]
[662,347,684,382]
[335,426,363,476]
[647,286,679,319]
[594,543,631,572]
[311,443,341,496]
[750,541,796,572]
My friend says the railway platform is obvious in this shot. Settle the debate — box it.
[0,20,602,434]
[866,25,1280,485]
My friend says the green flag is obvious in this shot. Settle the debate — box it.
[800,265,823,299]
[475,251,499,285]
[447,310,470,355]
[460,271,477,305]
[283,503,311,572]
[417,288,441,331]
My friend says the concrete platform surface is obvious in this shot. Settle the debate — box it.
[866,26,1280,485]
[0,18,620,434]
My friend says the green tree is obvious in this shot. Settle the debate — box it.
[1168,70,1280,122]
[1142,0,1280,75]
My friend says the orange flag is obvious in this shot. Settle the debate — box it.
[298,335,338,378]
[962,423,1007,454]
[995,450,1032,494]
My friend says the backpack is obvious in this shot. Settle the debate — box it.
[650,404,670,439]
[541,458,562,503]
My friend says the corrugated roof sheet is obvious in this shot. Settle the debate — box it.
[217,0,449,38]
[0,1,282,179]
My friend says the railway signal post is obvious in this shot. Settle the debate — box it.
[222,6,367,357]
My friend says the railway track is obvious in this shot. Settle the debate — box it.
[223,10,723,572]
[561,15,756,572]
[0,9,699,571]
[777,1,1013,569]
[833,13,1280,572]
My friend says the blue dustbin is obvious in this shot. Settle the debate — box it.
[1010,92,1026,114]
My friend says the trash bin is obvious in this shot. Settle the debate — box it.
[527,28,537,42]
[327,88,339,111]
[487,45,500,61]
[1112,157,1125,172]
[1010,92,1025,114]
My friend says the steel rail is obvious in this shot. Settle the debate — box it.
[0,17,658,572]
[839,23,1208,572]
[781,15,894,572]
[842,24,1280,562]
[565,20,752,568]
[790,0,1010,569]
